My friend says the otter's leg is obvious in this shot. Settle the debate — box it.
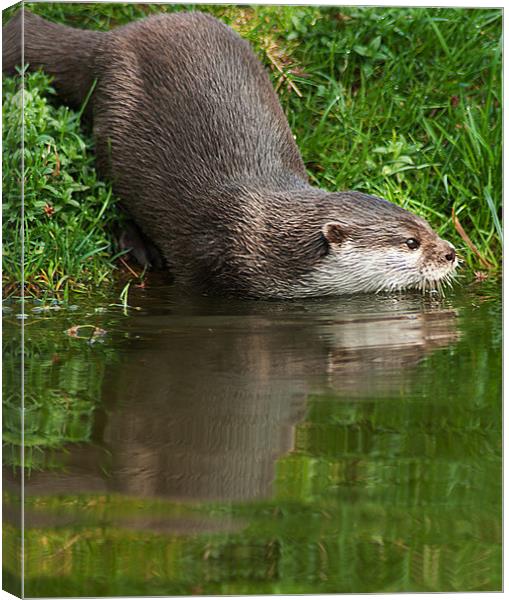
[118,221,165,270]
[2,9,105,108]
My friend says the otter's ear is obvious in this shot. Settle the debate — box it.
[322,222,348,246]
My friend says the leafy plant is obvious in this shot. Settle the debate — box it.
[2,70,119,297]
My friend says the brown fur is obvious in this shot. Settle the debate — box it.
[3,9,456,298]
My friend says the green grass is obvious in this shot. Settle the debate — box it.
[3,70,121,298]
[2,4,502,296]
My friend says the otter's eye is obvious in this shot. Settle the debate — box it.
[406,238,420,250]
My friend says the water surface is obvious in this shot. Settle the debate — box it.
[3,282,502,595]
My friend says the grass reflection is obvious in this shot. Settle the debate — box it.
[2,291,501,595]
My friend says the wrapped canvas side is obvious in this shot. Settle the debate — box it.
[3,2,25,597]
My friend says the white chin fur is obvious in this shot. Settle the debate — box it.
[293,246,458,297]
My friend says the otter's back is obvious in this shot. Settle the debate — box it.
[93,13,307,200]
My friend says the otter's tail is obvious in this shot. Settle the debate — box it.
[3,9,104,107]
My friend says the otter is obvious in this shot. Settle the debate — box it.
[3,9,458,298]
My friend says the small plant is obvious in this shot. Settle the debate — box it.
[2,70,119,298]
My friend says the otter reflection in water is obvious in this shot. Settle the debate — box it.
[17,294,460,509]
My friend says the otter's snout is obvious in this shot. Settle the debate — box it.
[437,240,456,264]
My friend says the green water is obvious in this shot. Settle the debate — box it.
[3,283,502,596]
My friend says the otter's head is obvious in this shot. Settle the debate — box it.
[305,193,458,296]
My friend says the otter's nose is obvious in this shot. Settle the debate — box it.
[445,248,456,262]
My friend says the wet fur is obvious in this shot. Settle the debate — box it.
[3,10,457,298]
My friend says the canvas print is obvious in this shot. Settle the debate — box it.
[2,2,502,596]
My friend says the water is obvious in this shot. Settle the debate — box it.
[3,282,502,595]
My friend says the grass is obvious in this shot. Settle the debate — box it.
[3,70,121,298]
[2,4,502,297]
